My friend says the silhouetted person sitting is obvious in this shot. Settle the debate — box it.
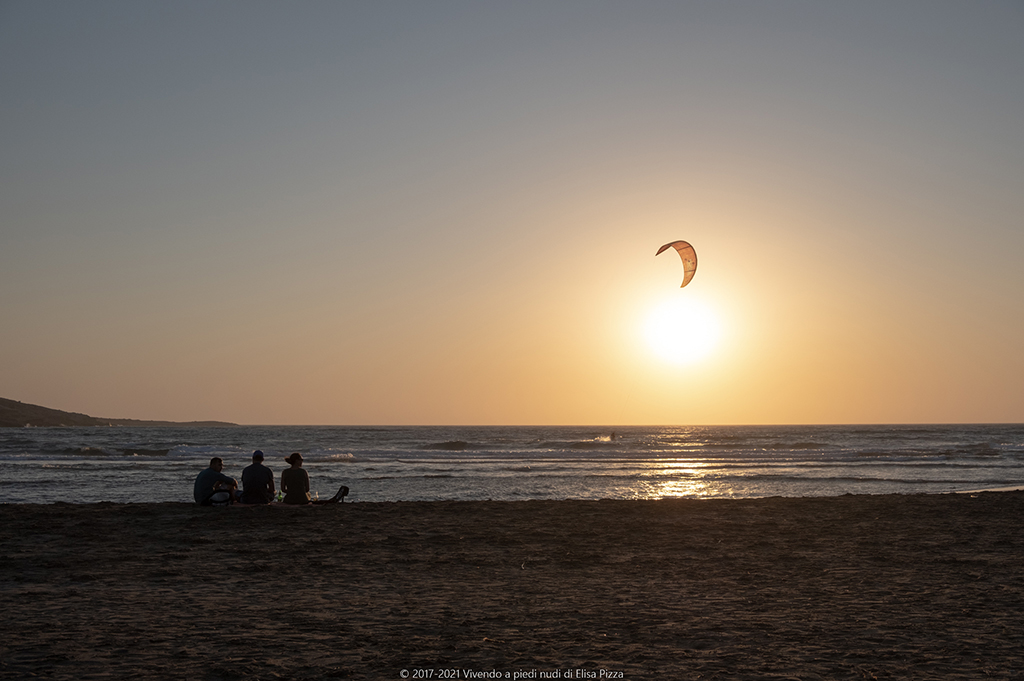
[193,457,237,506]
[240,450,275,504]
[279,452,349,505]
[281,452,311,504]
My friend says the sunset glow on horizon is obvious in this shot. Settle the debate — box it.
[1,1,1022,426]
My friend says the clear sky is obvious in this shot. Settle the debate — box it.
[2,1,1022,425]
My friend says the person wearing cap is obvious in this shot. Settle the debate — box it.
[281,452,311,505]
[240,450,275,504]
[193,457,237,505]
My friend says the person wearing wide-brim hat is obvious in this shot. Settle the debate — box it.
[281,452,310,505]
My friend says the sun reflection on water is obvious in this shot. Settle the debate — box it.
[656,477,711,498]
[642,460,714,499]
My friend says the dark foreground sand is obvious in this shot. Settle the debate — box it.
[2,493,1023,680]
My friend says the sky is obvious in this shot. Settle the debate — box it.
[1,1,1022,425]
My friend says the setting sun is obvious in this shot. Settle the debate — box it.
[643,297,722,366]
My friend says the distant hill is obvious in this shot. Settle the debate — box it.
[0,397,237,428]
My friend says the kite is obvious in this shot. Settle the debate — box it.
[656,240,698,288]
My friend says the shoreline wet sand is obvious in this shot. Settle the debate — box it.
[2,493,1023,680]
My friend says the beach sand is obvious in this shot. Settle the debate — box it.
[2,493,1023,680]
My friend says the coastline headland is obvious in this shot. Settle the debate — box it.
[0,397,236,428]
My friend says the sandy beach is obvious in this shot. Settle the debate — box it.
[2,493,1023,680]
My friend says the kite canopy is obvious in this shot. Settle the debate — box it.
[656,240,698,288]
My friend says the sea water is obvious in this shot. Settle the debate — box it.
[1,424,1022,504]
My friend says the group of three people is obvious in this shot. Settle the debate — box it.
[193,450,348,506]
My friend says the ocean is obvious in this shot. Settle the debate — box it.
[1,424,1022,504]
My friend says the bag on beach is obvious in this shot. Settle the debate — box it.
[207,491,232,506]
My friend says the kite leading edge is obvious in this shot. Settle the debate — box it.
[656,240,698,288]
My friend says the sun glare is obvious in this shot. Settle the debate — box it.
[643,296,722,365]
